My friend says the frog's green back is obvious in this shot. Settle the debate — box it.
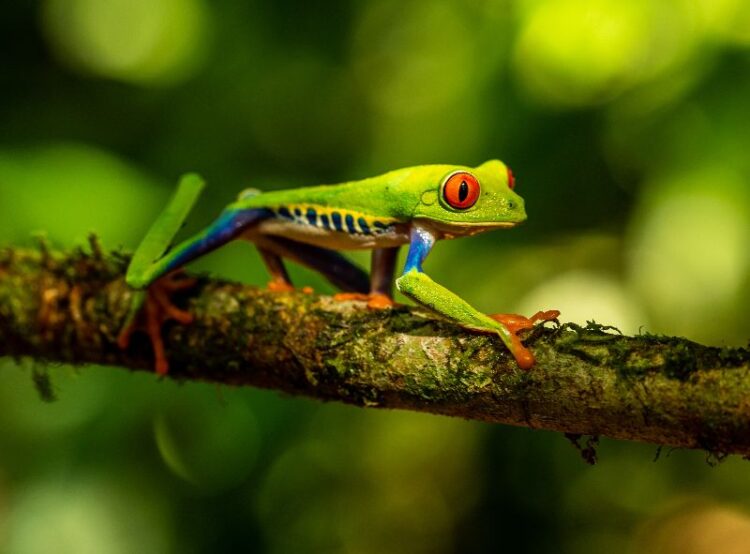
[232,164,468,220]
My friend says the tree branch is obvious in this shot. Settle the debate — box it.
[1,243,749,457]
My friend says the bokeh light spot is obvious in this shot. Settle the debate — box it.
[4,477,171,554]
[517,270,646,334]
[154,397,260,492]
[513,0,702,108]
[0,363,110,437]
[255,409,480,554]
[514,0,648,106]
[0,143,164,246]
[628,170,750,342]
[42,0,210,86]
[352,0,478,116]
[634,501,750,554]
[694,0,750,46]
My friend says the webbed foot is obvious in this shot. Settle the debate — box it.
[488,309,560,370]
[332,292,396,309]
[117,272,197,375]
[489,310,560,334]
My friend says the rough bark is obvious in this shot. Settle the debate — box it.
[1,243,749,457]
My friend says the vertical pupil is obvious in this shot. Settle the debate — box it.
[458,181,469,202]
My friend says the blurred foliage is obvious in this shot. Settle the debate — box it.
[0,0,749,552]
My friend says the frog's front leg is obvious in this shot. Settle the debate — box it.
[333,247,400,309]
[257,246,295,292]
[370,246,400,305]
[395,223,553,370]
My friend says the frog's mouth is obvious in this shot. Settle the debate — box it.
[423,219,521,239]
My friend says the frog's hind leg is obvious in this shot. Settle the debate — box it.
[257,247,295,292]
[334,247,399,309]
[120,197,273,374]
[118,272,198,375]
[252,235,370,294]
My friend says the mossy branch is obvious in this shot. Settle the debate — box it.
[1,243,749,457]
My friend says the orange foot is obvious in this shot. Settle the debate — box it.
[332,292,396,309]
[267,281,314,294]
[117,272,197,376]
[488,309,560,370]
[267,280,295,292]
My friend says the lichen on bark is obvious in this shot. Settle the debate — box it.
[1,244,749,457]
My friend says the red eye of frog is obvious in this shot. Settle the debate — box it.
[507,167,516,190]
[443,172,480,210]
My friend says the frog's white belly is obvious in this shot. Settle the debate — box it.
[246,218,410,250]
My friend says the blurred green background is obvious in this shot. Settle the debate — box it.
[1,0,750,552]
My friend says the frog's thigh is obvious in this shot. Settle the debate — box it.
[250,234,370,294]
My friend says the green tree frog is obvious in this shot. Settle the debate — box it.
[118,160,559,374]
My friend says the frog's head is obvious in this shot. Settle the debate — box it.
[412,160,526,237]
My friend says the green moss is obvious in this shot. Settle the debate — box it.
[661,341,701,380]
[325,355,353,378]
[545,321,749,383]
[3,244,750,458]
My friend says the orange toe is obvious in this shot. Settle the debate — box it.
[514,343,536,370]
[530,309,561,323]
[118,273,197,375]
[267,282,315,294]
[161,276,198,292]
[333,292,369,302]
[333,292,395,310]
[117,321,135,350]
[488,309,560,370]
[267,281,295,293]
[488,313,534,335]
[367,293,395,310]
[153,288,194,324]
[145,299,169,375]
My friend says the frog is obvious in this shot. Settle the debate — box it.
[118,160,559,374]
